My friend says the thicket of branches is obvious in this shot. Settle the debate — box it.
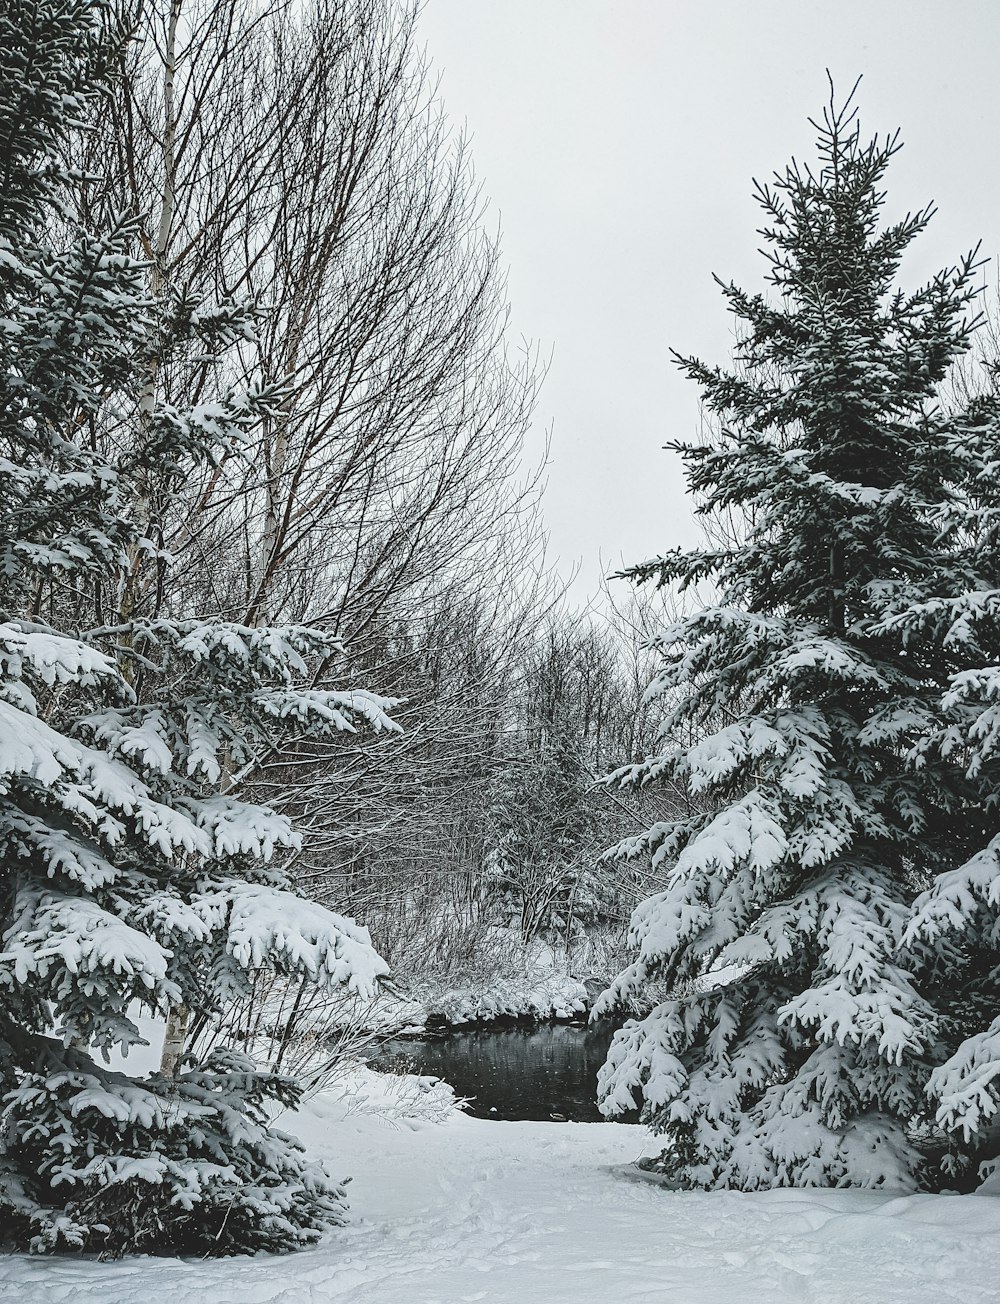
[64,3,552,969]
[321,603,689,983]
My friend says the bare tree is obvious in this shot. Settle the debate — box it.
[66,0,552,1033]
[83,0,544,639]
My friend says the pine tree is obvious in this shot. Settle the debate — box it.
[489,719,596,945]
[595,81,992,1190]
[0,0,399,1254]
[891,370,1000,1180]
[486,624,623,949]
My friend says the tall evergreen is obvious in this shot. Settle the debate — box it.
[596,84,993,1189]
[895,367,1000,1179]
[0,0,398,1254]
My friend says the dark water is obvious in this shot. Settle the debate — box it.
[371,1020,637,1123]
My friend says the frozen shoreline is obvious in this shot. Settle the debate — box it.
[385,969,592,1031]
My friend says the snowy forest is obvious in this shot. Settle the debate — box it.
[2,0,1000,1299]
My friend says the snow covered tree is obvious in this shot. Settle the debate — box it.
[0,0,398,1254]
[488,720,596,946]
[888,375,1000,1180]
[484,616,667,953]
[595,82,994,1190]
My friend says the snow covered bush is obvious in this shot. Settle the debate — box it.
[0,0,398,1253]
[3,1046,346,1256]
[595,83,1000,1190]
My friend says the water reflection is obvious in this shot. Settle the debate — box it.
[371,1021,638,1123]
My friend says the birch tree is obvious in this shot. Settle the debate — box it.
[76,3,545,993]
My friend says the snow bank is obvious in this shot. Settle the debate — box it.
[292,1060,463,1127]
[269,967,592,1039]
[419,970,589,1026]
[356,957,593,1032]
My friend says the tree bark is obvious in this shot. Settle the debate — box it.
[160,1003,190,1077]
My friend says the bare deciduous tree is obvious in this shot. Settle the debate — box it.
[71,0,553,1027]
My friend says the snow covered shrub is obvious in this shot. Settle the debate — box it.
[2,1046,345,1256]
[596,83,1000,1189]
[0,0,397,1252]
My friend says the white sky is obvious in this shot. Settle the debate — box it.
[416,0,1000,602]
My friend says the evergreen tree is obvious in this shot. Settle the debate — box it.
[486,622,633,949]
[595,83,992,1189]
[489,717,597,945]
[0,0,398,1254]
[892,372,1000,1180]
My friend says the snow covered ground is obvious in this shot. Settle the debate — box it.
[4,1082,1000,1304]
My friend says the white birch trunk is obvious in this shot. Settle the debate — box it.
[160,1003,190,1077]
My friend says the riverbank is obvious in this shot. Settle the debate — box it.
[357,930,608,1032]
[383,968,592,1031]
[5,1084,1000,1303]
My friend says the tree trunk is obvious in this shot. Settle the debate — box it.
[160,1003,189,1077]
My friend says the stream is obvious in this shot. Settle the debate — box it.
[371,1020,638,1122]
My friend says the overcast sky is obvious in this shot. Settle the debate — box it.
[416,0,1000,602]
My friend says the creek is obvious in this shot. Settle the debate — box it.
[371,1020,638,1122]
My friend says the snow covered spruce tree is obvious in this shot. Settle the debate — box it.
[0,0,398,1255]
[595,83,994,1189]
[890,381,1000,1179]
